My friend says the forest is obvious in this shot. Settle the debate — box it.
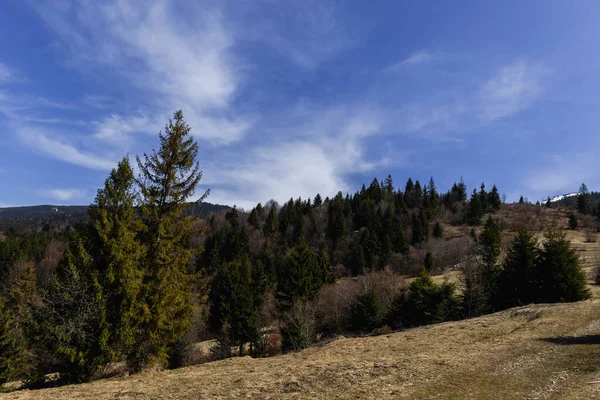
[1,111,599,388]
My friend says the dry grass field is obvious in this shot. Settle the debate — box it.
[3,300,600,400]
[3,207,600,399]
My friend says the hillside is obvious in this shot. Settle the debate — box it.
[0,202,229,232]
[3,299,600,400]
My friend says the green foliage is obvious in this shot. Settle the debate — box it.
[423,252,433,271]
[411,212,428,247]
[263,204,279,238]
[494,230,538,309]
[519,195,525,204]
[479,217,502,269]
[133,110,206,369]
[39,232,103,383]
[88,157,144,367]
[468,189,484,225]
[276,241,323,310]
[348,286,384,332]
[432,222,443,238]
[568,212,578,230]
[209,258,265,355]
[0,298,27,385]
[247,208,261,230]
[534,230,590,303]
[577,183,590,214]
[388,269,460,329]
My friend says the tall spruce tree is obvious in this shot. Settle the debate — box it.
[88,157,144,366]
[494,229,537,309]
[489,185,501,210]
[134,110,207,369]
[263,204,279,238]
[0,298,27,385]
[276,240,322,310]
[577,183,590,214]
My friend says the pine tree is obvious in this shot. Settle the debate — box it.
[424,252,433,271]
[534,230,590,303]
[0,298,27,385]
[263,204,279,238]
[519,195,525,204]
[87,157,144,367]
[494,229,537,309]
[489,185,501,210]
[134,110,207,369]
[468,189,484,225]
[568,212,578,230]
[577,183,590,214]
[40,231,103,383]
[432,222,443,238]
[276,240,322,310]
[209,258,264,356]
[247,208,260,230]
[313,194,323,207]
[317,245,334,284]
[479,183,488,211]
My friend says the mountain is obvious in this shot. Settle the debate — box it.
[538,192,579,204]
[0,202,230,232]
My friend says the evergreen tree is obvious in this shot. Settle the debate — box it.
[411,212,427,247]
[134,110,207,369]
[494,230,537,309]
[0,298,27,385]
[432,222,443,238]
[384,175,394,196]
[577,183,590,214]
[88,157,144,367]
[468,189,484,225]
[479,183,488,211]
[208,258,264,356]
[519,195,525,204]
[263,204,279,238]
[317,245,334,284]
[39,232,103,383]
[313,193,323,207]
[534,230,590,303]
[489,185,501,210]
[568,212,578,230]
[276,241,322,310]
[423,252,433,271]
[348,286,384,332]
[545,197,552,208]
[479,217,501,270]
[247,208,260,230]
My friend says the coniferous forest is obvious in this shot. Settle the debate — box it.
[0,111,596,388]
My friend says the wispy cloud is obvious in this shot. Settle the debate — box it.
[386,50,435,71]
[17,126,116,171]
[37,188,86,202]
[478,60,547,121]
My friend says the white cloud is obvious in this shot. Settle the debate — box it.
[38,188,86,202]
[386,50,435,71]
[479,60,547,121]
[17,126,116,171]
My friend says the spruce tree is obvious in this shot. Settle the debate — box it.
[479,183,488,211]
[134,110,207,369]
[317,245,334,284]
[424,252,433,271]
[247,208,260,230]
[568,212,578,230]
[489,185,501,210]
[534,230,590,303]
[432,222,443,238]
[209,258,264,356]
[494,229,537,309]
[313,194,323,207]
[468,189,484,225]
[577,183,590,214]
[519,195,525,204]
[276,240,322,310]
[0,298,27,385]
[88,157,144,367]
[263,204,279,238]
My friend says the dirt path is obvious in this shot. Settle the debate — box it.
[3,300,600,399]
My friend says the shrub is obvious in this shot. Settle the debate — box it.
[348,286,384,332]
[387,269,460,329]
[281,301,317,353]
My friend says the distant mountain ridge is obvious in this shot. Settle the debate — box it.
[0,202,230,232]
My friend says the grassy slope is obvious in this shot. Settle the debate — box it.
[4,300,600,400]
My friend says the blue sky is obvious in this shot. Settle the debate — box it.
[1,0,599,209]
